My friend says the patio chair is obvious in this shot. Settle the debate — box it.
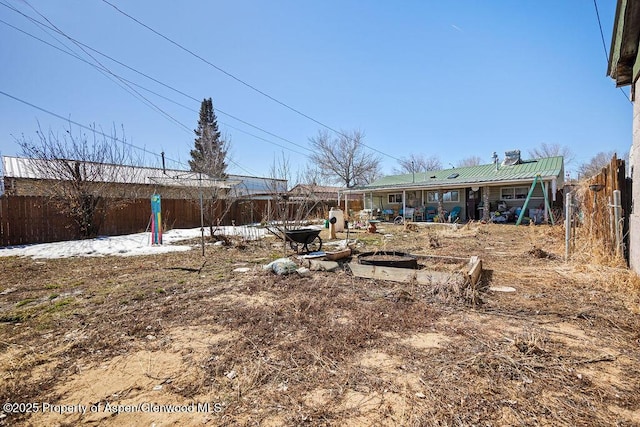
[414,207,424,221]
[425,206,437,222]
[448,206,462,223]
[404,207,415,221]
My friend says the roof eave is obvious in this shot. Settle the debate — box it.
[608,0,640,86]
[346,174,561,194]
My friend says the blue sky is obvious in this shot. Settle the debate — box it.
[0,0,631,181]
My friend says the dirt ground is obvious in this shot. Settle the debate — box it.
[1,222,640,426]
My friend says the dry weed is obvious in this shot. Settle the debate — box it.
[1,223,640,426]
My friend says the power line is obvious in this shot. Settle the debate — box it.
[0,3,175,128]
[1,8,294,176]
[100,0,402,162]
[2,0,193,134]
[0,89,184,166]
[0,7,313,157]
[593,0,609,59]
[593,0,631,103]
[0,89,263,176]
[111,76,311,157]
[4,8,264,178]
[0,9,261,178]
[1,18,311,159]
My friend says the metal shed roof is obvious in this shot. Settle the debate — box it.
[1,156,284,194]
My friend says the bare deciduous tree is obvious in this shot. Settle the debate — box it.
[457,156,482,167]
[264,152,291,224]
[577,151,617,179]
[308,129,381,188]
[296,163,328,187]
[394,154,442,174]
[528,142,575,165]
[16,122,142,237]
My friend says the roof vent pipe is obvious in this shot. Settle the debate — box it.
[492,152,499,171]
[412,160,415,183]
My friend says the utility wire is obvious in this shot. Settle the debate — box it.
[0,3,171,127]
[0,8,312,157]
[101,0,402,162]
[593,0,609,59]
[0,89,185,167]
[0,16,154,111]
[0,89,261,175]
[108,76,311,157]
[593,0,631,103]
[0,18,311,158]
[1,6,260,176]
[2,7,290,175]
[3,0,193,133]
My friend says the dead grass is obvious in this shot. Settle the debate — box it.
[1,223,640,426]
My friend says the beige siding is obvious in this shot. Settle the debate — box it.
[485,183,546,210]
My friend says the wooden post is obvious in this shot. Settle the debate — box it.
[565,192,572,261]
[482,189,490,222]
[542,181,549,223]
[345,193,349,225]
[609,196,615,253]
[199,173,205,257]
[614,190,623,257]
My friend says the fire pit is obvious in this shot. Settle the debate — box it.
[358,251,418,269]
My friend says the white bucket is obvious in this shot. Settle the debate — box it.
[329,208,344,232]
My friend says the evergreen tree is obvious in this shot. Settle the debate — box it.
[189,98,228,178]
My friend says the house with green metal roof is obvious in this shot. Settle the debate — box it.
[347,151,564,222]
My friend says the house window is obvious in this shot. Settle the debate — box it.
[501,186,532,200]
[388,193,403,203]
[514,187,528,199]
[442,190,459,202]
[427,190,460,203]
[500,188,513,199]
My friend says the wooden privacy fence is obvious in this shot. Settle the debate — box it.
[0,195,350,247]
[567,155,630,262]
[0,196,204,246]
[0,196,76,246]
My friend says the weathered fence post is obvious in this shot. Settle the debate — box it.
[613,190,623,257]
[565,191,572,262]
[609,196,615,254]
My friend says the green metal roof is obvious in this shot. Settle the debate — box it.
[358,156,564,191]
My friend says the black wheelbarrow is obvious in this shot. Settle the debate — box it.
[265,226,323,254]
[284,228,323,253]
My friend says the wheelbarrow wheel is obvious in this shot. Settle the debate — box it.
[289,241,299,252]
[305,235,322,253]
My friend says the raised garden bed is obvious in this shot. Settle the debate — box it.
[350,254,482,286]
